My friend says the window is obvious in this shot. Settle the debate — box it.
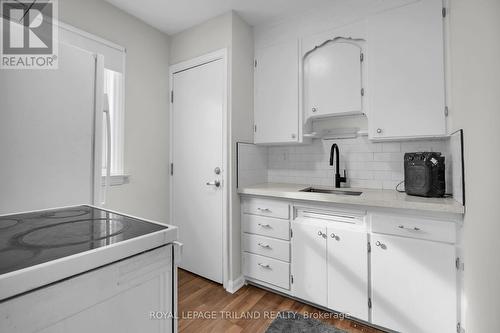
[103,68,125,177]
[58,23,127,186]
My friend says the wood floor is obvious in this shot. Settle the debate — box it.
[178,269,385,333]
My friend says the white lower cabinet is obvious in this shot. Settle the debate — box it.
[291,212,368,316]
[327,226,368,321]
[371,234,457,333]
[291,219,328,307]
[241,197,460,333]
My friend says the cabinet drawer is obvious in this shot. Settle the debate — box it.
[371,214,456,243]
[243,234,290,262]
[243,252,290,290]
[243,198,289,219]
[242,214,290,240]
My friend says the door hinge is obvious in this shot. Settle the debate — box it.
[291,274,294,284]
[361,88,365,96]
[170,163,174,176]
[368,298,372,309]
[442,7,447,18]
[456,257,464,271]
[457,322,464,333]
[290,229,293,238]
[360,52,364,62]
[254,125,257,133]
[170,90,174,103]
[367,241,371,253]
[254,59,257,68]
[444,106,449,117]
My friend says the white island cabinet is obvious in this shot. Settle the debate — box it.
[0,246,179,333]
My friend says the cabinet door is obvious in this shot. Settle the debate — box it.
[367,0,446,139]
[291,220,327,306]
[304,41,363,118]
[254,40,299,144]
[371,234,457,333]
[327,227,368,321]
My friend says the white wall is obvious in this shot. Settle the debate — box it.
[169,12,232,65]
[229,13,254,282]
[59,0,171,223]
[169,12,254,282]
[448,0,500,331]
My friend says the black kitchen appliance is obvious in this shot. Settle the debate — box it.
[404,152,445,197]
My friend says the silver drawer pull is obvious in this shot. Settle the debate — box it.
[257,208,271,212]
[318,231,327,238]
[331,233,337,239]
[375,241,387,249]
[258,223,271,228]
[258,263,271,269]
[258,242,271,249]
[398,225,421,231]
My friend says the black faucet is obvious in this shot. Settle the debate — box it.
[329,143,346,188]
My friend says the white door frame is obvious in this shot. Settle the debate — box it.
[169,49,229,289]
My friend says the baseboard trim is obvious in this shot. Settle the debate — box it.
[225,275,245,294]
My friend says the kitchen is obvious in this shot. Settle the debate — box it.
[0,0,499,333]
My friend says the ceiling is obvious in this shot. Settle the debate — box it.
[104,0,341,35]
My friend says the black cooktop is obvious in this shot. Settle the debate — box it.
[0,206,167,275]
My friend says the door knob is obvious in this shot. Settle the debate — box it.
[206,180,221,187]
[376,128,383,134]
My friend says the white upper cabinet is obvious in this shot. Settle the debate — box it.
[367,0,447,139]
[254,40,300,144]
[304,40,364,119]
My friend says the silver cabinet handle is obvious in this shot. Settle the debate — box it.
[258,263,271,269]
[312,107,317,113]
[376,128,383,134]
[375,241,387,249]
[398,225,421,231]
[258,223,271,228]
[318,231,326,238]
[331,233,337,239]
[206,180,221,187]
[257,208,271,212]
[258,242,271,249]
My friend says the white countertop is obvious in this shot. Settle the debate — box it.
[238,183,465,215]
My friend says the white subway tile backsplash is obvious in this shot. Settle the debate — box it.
[238,136,453,191]
[266,136,449,190]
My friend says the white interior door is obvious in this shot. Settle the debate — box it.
[0,43,97,214]
[172,59,224,284]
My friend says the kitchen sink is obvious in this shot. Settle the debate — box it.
[300,187,363,196]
